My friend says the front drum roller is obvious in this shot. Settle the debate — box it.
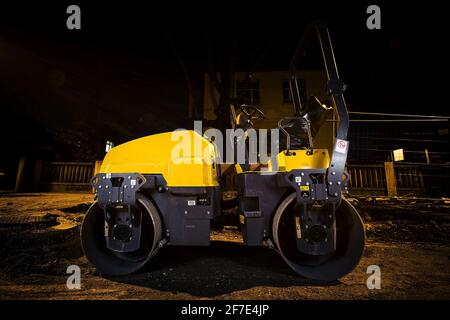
[272,193,365,281]
[81,194,162,276]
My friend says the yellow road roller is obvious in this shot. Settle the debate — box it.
[81,22,365,281]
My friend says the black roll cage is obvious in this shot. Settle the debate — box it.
[288,21,349,141]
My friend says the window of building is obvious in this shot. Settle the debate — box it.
[282,79,306,104]
[236,80,260,104]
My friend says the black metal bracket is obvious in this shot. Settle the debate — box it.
[91,173,150,253]
[281,170,337,255]
[282,169,336,203]
[326,138,350,198]
[91,173,147,207]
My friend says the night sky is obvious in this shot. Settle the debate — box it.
[0,1,448,163]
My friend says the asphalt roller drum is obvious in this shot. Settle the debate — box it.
[272,193,365,281]
[81,194,162,276]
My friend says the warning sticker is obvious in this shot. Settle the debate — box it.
[187,200,196,206]
[335,139,349,154]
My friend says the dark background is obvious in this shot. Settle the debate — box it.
[0,1,448,165]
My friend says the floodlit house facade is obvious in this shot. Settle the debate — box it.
[203,70,336,152]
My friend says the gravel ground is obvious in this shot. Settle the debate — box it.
[0,193,449,300]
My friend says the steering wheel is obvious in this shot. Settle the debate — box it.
[240,104,265,120]
[230,104,265,130]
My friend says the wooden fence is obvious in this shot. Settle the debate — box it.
[346,164,386,195]
[34,161,102,192]
[347,163,426,196]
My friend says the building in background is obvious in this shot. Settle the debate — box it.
[204,71,326,129]
[203,70,337,154]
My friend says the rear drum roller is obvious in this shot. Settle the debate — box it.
[272,193,365,281]
[81,194,162,275]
